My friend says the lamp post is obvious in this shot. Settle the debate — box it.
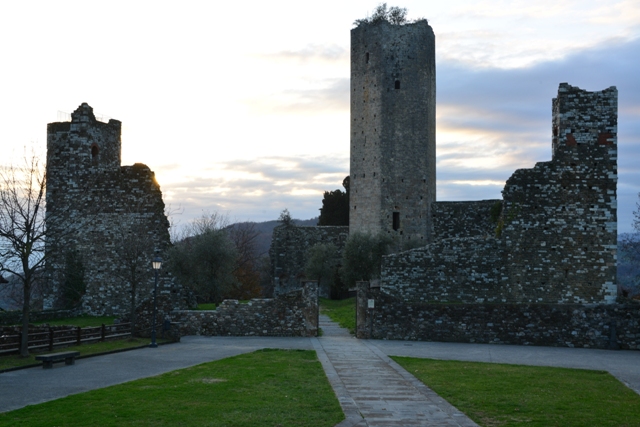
[150,256,162,348]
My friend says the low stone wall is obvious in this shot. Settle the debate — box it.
[0,308,82,326]
[357,283,640,350]
[172,282,319,337]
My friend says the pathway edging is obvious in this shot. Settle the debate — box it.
[317,315,479,426]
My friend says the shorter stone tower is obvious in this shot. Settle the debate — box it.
[501,83,618,303]
[350,19,436,245]
[45,103,189,315]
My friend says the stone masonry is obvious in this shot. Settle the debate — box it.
[357,282,640,350]
[501,83,618,303]
[431,200,500,240]
[172,282,319,337]
[270,223,348,297]
[350,20,436,245]
[45,103,191,316]
[380,84,618,305]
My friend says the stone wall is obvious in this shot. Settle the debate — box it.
[380,84,618,305]
[501,83,618,304]
[0,308,81,326]
[171,282,319,337]
[270,224,348,296]
[350,20,436,245]
[44,103,190,315]
[431,200,500,240]
[357,283,640,350]
[381,237,508,303]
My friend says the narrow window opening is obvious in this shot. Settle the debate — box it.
[366,52,369,63]
[392,212,400,231]
[395,80,401,89]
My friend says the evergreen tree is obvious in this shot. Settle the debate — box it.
[318,176,349,226]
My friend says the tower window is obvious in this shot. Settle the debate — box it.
[392,212,400,231]
[395,80,401,90]
[366,52,369,63]
[91,144,99,161]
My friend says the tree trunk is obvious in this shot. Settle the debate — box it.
[130,285,137,337]
[20,283,30,357]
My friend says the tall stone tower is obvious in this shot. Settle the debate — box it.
[349,20,436,246]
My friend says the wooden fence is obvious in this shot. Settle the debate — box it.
[0,323,131,355]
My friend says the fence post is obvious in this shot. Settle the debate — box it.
[76,326,81,345]
[101,324,106,342]
[49,327,54,351]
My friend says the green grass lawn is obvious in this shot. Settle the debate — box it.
[34,315,116,327]
[319,297,355,334]
[195,303,217,310]
[0,349,344,427]
[0,338,167,371]
[393,357,640,427]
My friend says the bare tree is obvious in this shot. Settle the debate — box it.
[0,155,49,357]
[227,222,262,300]
[112,221,156,336]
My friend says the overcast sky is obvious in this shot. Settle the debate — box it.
[2,0,639,232]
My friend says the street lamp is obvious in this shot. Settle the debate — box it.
[150,256,162,348]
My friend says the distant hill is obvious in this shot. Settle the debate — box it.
[226,217,319,258]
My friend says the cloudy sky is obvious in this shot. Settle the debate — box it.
[2,0,639,232]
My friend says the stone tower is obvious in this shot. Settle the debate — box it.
[45,103,190,315]
[501,83,618,303]
[349,20,436,245]
[46,103,122,194]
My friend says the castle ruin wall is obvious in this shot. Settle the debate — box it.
[171,282,319,338]
[45,103,190,316]
[380,84,618,305]
[431,200,500,240]
[270,225,348,297]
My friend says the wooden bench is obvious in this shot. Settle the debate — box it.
[35,351,80,369]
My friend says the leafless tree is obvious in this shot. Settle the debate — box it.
[0,155,49,356]
[112,220,156,336]
[227,222,262,299]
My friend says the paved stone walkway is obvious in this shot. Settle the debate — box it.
[2,315,639,425]
[314,315,478,426]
